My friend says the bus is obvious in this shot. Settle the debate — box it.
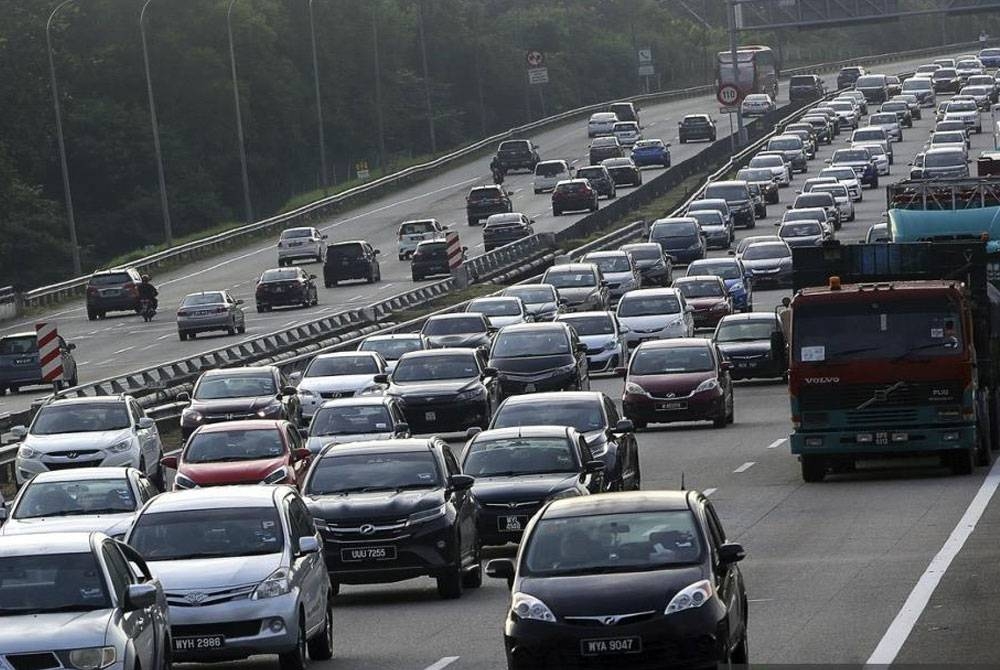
[716,45,778,101]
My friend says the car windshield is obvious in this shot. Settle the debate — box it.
[0,336,36,355]
[422,317,486,335]
[400,221,436,234]
[861,144,886,157]
[587,256,631,273]
[281,229,312,239]
[194,374,276,399]
[852,130,883,142]
[933,132,966,144]
[949,100,977,111]
[0,553,111,615]
[32,403,130,434]
[464,437,577,477]
[184,429,285,463]
[821,168,856,181]
[705,185,748,200]
[14,479,136,519]
[561,316,614,336]
[813,186,847,199]
[535,162,566,177]
[782,223,822,237]
[130,507,285,560]
[393,354,478,382]
[676,280,723,298]
[310,405,393,436]
[544,271,596,288]
[493,400,606,433]
[469,300,520,316]
[618,295,681,317]
[651,223,697,238]
[181,293,225,306]
[305,356,379,377]
[715,320,776,343]
[634,140,663,149]
[592,138,618,147]
[834,149,870,162]
[749,156,782,168]
[768,138,800,151]
[855,76,884,87]
[870,114,897,124]
[738,169,775,182]
[795,195,832,207]
[523,510,703,576]
[630,345,714,374]
[492,331,570,358]
[688,211,724,226]
[688,262,741,280]
[743,244,790,260]
[359,337,422,360]
[506,287,556,303]
[784,211,824,223]
[903,80,930,90]
[499,141,529,152]
[622,246,661,262]
[261,269,299,282]
[415,243,446,256]
[576,168,604,180]
[468,189,502,201]
[305,451,442,495]
[925,152,965,167]
[88,273,132,286]
[683,117,708,125]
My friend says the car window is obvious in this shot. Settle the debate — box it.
[101,542,134,603]
[287,496,315,542]
[443,446,461,476]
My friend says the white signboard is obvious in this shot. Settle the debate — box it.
[528,67,549,85]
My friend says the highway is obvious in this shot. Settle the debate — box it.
[0,52,945,417]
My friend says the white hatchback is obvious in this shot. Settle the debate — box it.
[278,226,327,266]
[533,160,573,193]
[612,121,642,146]
[588,112,619,137]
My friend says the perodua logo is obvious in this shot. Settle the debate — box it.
[359,524,376,536]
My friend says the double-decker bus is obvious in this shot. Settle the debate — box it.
[716,45,778,101]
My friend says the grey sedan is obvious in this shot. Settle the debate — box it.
[177,290,247,341]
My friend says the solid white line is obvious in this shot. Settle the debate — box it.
[867,458,1000,664]
[703,488,717,496]
[423,657,460,670]
[733,461,756,473]
[349,295,363,302]
[767,438,787,450]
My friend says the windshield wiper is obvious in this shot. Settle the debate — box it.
[892,338,959,362]
[327,486,398,495]
[0,605,100,615]
[825,345,881,360]
[161,551,232,560]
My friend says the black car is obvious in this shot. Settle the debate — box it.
[467,185,514,225]
[801,115,834,144]
[881,100,914,127]
[678,114,716,143]
[304,438,481,599]
[85,267,144,320]
[483,213,534,252]
[588,137,624,164]
[323,240,381,287]
[854,74,890,104]
[736,167,781,205]
[489,391,640,492]
[620,242,674,287]
[649,217,707,264]
[608,101,639,123]
[486,491,748,670]
[574,165,617,199]
[789,73,826,102]
[377,348,500,433]
[703,181,756,229]
[713,312,787,380]
[421,313,493,349]
[496,139,540,173]
[179,365,301,440]
[411,240,458,281]
[254,267,318,312]
[460,426,603,547]
[488,322,589,396]
[552,179,599,216]
[932,68,962,93]
[601,158,642,187]
[837,65,866,89]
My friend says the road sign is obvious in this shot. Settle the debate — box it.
[35,322,63,383]
[717,84,741,106]
[528,67,549,85]
[638,48,653,64]
[638,64,655,77]
[526,50,545,67]
[445,231,463,271]
[719,105,739,114]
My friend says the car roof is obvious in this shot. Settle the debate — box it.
[505,283,555,292]
[144,485,290,513]
[24,467,139,484]
[501,391,606,406]
[314,350,380,359]
[620,287,680,298]
[689,257,739,267]
[583,250,628,258]
[318,395,396,409]
[546,263,598,272]
[0,532,101,557]
[472,426,574,441]
[543,490,694,518]
[1,331,36,340]
[499,322,571,335]
[674,275,724,284]
[201,366,275,378]
[926,146,966,155]
[718,312,778,324]
[41,395,126,407]
[621,242,661,250]
[192,419,284,433]
[401,348,479,358]
[470,296,519,303]
[706,181,746,188]
[320,438,438,457]
[363,333,422,341]
[328,239,368,247]
[558,310,613,320]
[427,313,486,321]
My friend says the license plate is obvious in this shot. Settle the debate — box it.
[498,515,528,532]
[341,546,397,562]
[737,362,751,368]
[14,358,32,365]
[100,289,120,296]
[580,636,642,656]
[657,401,686,410]
[173,636,225,651]
[425,411,436,422]
[524,383,536,393]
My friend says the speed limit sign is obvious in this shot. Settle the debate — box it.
[717,84,740,106]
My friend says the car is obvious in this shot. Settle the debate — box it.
[612,120,642,146]
[783,127,818,159]
[608,101,640,124]
[687,209,733,250]
[687,197,734,230]
[323,239,381,286]
[162,419,311,489]
[556,311,628,374]
[649,217,707,264]
[866,222,891,243]
[581,250,641,300]
[630,138,672,167]
[868,112,903,142]
[828,147,879,188]
[0,330,78,393]
[932,67,961,93]
[880,100,914,127]
[421,312,494,349]
[304,438,480,598]
[541,263,609,312]
[533,160,572,193]
[466,184,513,225]
[255,267,318,312]
[837,90,868,114]
[502,284,564,321]
[944,98,983,132]
[933,57,956,68]
[967,76,999,103]
[672,276,734,330]
[837,65,866,88]
[741,92,775,116]
[127,485,332,664]
[377,348,500,433]
[789,73,825,102]
[901,75,936,106]
[13,394,165,487]
[827,100,860,130]
[736,167,781,204]
[85,267,144,320]
[913,146,970,179]
[277,226,327,265]
[777,219,831,247]
[291,351,386,420]
[713,312,788,380]
[927,130,970,158]
[487,490,748,669]
[588,136,624,164]
[574,164,617,198]
[467,296,532,328]
[552,179,599,215]
[909,152,927,179]
[809,182,855,222]
[956,58,984,82]
[686,258,753,312]
[855,142,891,175]
[587,111,619,137]
[801,176,838,194]
[397,218,448,260]
[850,127,894,164]
[854,74,890,103]
[813,106,845,133]
[678,114,717,142]
[617,287,695,349]
[791,192,840,229]
[496,139,539,172]
[818,166,863,200]
[178,365,301,440]
[303,395,409,454]
[890,93,921,118]
[461,426,603,547]
[739,241,793,287]
[703,180,757,228]
[0,532,170,670]
[748,153,791,186]
[176,290,246,340]
[488,391,640,492]
[488,322,589,395]
[483,212,534,252]
[735,234,781,257]
[602,157,643,187]
[801,115,835,144]
[411,240,454,281]
[978,46,1000,68]
[884,74,902,97]
[358,332,424,373]
[0,467,156,538]
[619,242,674,287]
[781,207,834,232]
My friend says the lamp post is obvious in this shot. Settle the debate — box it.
[307,0,329,192]
[415,0,436,154]
[139,0,173,245]
[46,0,82,276]
[226,0,254,224]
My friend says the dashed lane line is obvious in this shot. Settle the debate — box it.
[703,488,718,496]
[422,658,460,670]
[767,438,787,450]
[733,461,756,473]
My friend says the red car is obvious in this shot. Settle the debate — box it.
[673,275,734,329]
[161,419,311,490]
[552,179,599,216]
[619,338,734,429]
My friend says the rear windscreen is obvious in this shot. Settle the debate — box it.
[0,336,37,355]
[88,273,132,286]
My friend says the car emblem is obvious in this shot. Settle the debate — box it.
[602,616,620,625]
[183,592,208,605]
[663,392,676,399]
[359,524,376,536]
[65,452,78,459]
[857,381,906,410]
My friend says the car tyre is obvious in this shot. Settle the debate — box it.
[87,310,97,321]
[237,323,246,334]
[279,620,308,670]
[462,546,483,589]
[307,601,334,661]
[227,323,237,336]
[437,563,464,600]
[730,628,750,665]
[553,208,561,216]
[950,448,975,475]
[801,455,826,482]
[178,331,187,342]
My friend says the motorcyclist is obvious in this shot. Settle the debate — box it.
[137,274,159,312]
[776,296,791,340]
[490,156,505,184]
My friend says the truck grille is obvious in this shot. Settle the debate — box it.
[798,382,963,411]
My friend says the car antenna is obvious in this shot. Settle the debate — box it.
[680,472,686,491]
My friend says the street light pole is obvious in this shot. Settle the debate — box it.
[415,0,436,154]
[46,0,82,276]
[226,0,254,224]
[372,3,387,173]
[308,0,329,193]
[140,0,173,245]
[727,0,747,147]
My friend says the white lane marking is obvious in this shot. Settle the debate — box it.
[78,360,90,366]
[94,358,115,366]
[423,657,460,670]
[733,461,756,473]
[703,488,717,496]
[156,333,172,340]
[767,438,787,450]
[867,458,1000,665]
[113,346,135,354]
[140,344,158,351]
[381,283,395,291]
[349,295,363,302]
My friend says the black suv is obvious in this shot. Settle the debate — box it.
[495,139,539,173]
[574,165,617,199]
[466,185,513,225]
[588,137,623,164]
[482,213,534,252]
[789,74,826,103]
[678,114,717,143]
[86,268,144,320]
[608,101,639,124]
[411,240,459,281]
[254,267,318,312]
[837,65,866,89]
[323,240,381,287]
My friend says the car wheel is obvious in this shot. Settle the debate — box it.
[412,273,423,282]
[553,208,561,216]
[9,384,19,394]
[227,322,236,336]
[87,310,97,321]
[801,455,826,482]
[178,331,187,342]
[256,304,265,313]
[325,280,334,288]
[609,188,617,199]
[306,600,334,660]
[462,544,483,589]
[437,563,464,600]
[713,411,728,428]
[679,137,686,144]
[278,619,308,670]
[730,628,750,665]
[237,323,246,334]
[467,217,477,226]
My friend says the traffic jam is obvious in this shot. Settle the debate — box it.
[4,42,1000,670]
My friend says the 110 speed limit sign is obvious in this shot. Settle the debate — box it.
[717,84,741,106]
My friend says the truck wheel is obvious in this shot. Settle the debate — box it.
[949,448,974,476]
[801,455,826,482]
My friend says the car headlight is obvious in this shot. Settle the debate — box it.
[409,503,447,525]
[251,567,291,600]
[67,647,116,670]
[174,473,199,490]
[107,439,133,454]
[694,378,720,393]
[257,402,283,418]
[17,445,39,460]
[261,466,289,485]
[511,592,557,622]
[298,388,315,397]
[182,408,203,423]
[312,517,329,531]
[359,384,382,396]
[546,489,579,502]
[665,579,715,615]
[456,387,486,402]
[624,381,648,396]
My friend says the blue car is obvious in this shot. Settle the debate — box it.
[630,138,671,168]
[685,258,753,312]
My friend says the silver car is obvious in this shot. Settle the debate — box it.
[581,250,641,301]
[616,288,695,349]
[277,226,327,266]
[0,532,169,670]
[556,311,628,374]
[176,290,247,341]
[291,351,387,421]
[357,332,424,373]
[127,486,333,664]
[466,296,532,328]
[541,263,609,312]
[501,284,565,322]
[304,395,410,454]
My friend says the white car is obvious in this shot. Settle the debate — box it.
[303,395,410,454]
[927,130,970,158]
[850,127,893,162]
[748,154,791,186]
[810,183,855,222]
[588,111,619,137]
[292,351,387,420]
[828,100,859,129]
[533,160,573,193]
[943,99,982,132]
[612,121,642,146]
[959,85,992,109]
[956,58,985,81]
[357,333,424,373]
[818,166,863,201]
[741,93,775,116]
[867,113,902,142]
[616,288,694,350]
[465,296,531,328]
[397,218,448,260]
[801,177,838,193]
[277,226,327,266]
[855,142,891,175]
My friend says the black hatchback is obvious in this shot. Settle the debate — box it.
[411,241,455,281]
[488,322,590,396]
[323,240,381,287]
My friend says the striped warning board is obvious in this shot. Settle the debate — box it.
[446,230,463,271]
[35,322,64,383]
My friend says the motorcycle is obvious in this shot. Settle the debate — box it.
[492,168,505,185]
[139,298,156,322]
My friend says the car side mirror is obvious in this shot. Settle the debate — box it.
[575,342,588,353]
[824,159,832,163]
[124,583,158,612]
[373,373,389,385]
[718,542,746,565]
[483,366,499,377]
[449,474,475,491]
[486,558,516,589]
[10,425,27,440]
[160,455,178,470]
[138,417,156,430]
[466,426,482,440]
[322,234,329,239]
[298,535,320,555]
[293,447,312,463]
[235,299,244,305]
[507,191,514,196]
[281,386,298,396]
[614,419,634,433]
[67,343,77,350]
[585,459,605,474]
[720,361,734,371]
[395,422,410,436]
[309,274,317,280]
[665,142,671,147]
[177,391,190,402]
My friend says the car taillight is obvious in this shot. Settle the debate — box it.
[87,287,97,296]
[214,306,227,314]
[125,282,138,296]
[177,310,190,317]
